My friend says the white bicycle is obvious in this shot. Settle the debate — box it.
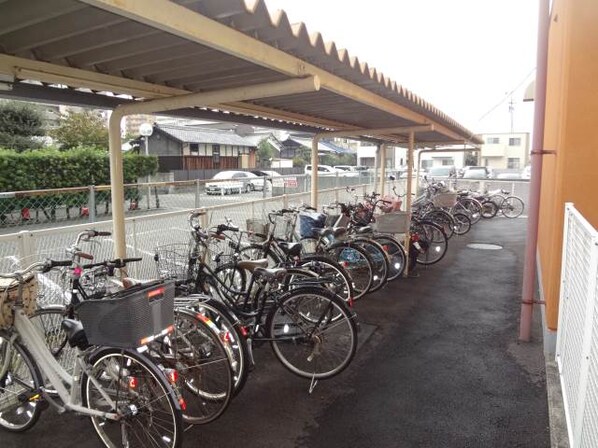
[0,259,183,447]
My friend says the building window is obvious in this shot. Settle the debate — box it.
[509,137,521,146]
[487,137,500,144]
[190,143,198,155]
[437,157,454,166]
[507,158,520,169]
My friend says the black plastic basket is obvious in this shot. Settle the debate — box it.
[76,281,175,349]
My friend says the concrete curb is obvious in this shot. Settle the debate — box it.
[545,359,570,448]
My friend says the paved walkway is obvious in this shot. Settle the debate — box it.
[1,217,549,448]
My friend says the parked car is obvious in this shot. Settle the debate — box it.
[333,165,360,177]
[459,166,493,178]
[496,172,522,180]
[304,164,338,176]
[521,165,531,180]
[427,166,457,179]
[206,171,260,195]
[251,170,283,188]
[462,167,492,179]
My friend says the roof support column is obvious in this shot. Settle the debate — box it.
[310,136,320,208]
[404,131,415,276]
[380,144,387,197]
[108,113,126,259]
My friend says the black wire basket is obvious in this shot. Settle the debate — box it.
[76,281,175,349]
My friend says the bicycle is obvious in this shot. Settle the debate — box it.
[0,259,183,447]
[488,189,525,218]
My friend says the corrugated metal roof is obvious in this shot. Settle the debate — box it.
[0,0,482,145]
[156,124,257,146]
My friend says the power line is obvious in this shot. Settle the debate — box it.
[477,67,536,122]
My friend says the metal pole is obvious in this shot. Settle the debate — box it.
[380,143,387,196]
[88,185,96,223]
[108,111,127,258]
[373,144,379,193]
[195,179,200,208]
[145,135,151,210]
[519,0,550,342]
[404,132,415,276]
[310,136,320,208]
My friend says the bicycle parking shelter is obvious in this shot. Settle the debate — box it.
[0,0,481,259]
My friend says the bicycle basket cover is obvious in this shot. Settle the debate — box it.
[0,275,38,329]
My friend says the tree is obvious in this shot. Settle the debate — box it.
[0,101,44,151]
[464,151,479,166]
[257,138,275,168]
[50,110,109,149]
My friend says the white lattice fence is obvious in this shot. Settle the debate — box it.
[556,203,598,447]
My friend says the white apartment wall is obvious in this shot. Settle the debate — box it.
[480,132,530,169]
[418,151,466,169]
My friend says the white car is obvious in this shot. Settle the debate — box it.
[333,165,360,177]
[304,164,338,176]
[206,171,260,195]
[251,170,283,188]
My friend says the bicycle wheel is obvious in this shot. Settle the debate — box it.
[414,221,448,265]
[481,200,498,219]
[238,244,281,267]
[165,309,233,425]
[299,255,354,303]
[452,212,472,235]
[0,336,43,432]
[325,242,374,300]
[352,238,389,293]
[372,235,406,281]
[267,287,358,380]
[452,198,482,225]
[191,297,251,397]
[81,348,183,448]
[423,209,455,239]
[501,196,524,218]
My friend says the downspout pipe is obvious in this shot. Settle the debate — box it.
[403,132,415,276]
[519,0,550,342]
[311,135,320,208]
[107,76,321,258]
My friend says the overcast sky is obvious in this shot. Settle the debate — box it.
[264,0,538,135]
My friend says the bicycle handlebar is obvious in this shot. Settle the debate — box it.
[82,257,143,270]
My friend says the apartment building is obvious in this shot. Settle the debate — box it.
[480,132,530,170]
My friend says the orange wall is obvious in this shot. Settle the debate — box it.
[539,0,598,330]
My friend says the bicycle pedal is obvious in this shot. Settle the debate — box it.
[40,388,66,414]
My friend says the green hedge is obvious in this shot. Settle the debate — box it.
[0,148,157,191]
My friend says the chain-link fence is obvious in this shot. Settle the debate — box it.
[0,172,377,234]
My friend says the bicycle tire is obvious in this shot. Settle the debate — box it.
[501,196,524,218]
[351,238,389,293]
[371,234,406,280]
[413,220,449,265]
[481,200,498,219]
[325,241,374,300]
[164,309,233,425]
[190,296,251,397]
[267,287,358,380]
[298,255,355,303]
[452,212,472,235]
[423,209,455,239]
[0,336,44,432]
[81,347,183,448]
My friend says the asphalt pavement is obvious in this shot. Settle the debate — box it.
[1,216,550,448]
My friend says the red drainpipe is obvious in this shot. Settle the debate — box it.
[519,0,551,341]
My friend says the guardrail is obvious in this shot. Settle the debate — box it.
[556,203,598,447]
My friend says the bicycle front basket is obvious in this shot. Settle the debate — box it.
[76,281,175,349]
[0,275,37,329]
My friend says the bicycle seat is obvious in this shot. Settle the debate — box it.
[237,259,269,272]
[354,226,372,235]
[61,318,89,349]
[122,277,159,289]
[278,242,302,257]
[253,267,287,282]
